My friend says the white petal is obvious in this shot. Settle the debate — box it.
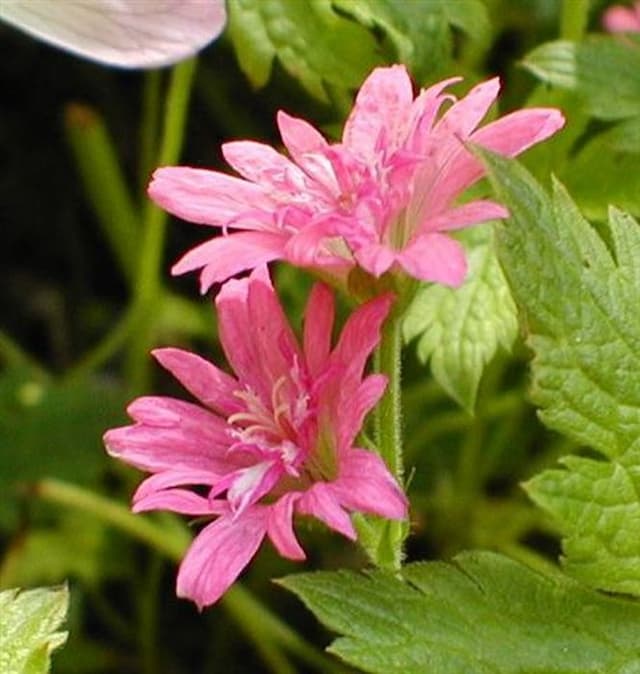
[0,0,226,68]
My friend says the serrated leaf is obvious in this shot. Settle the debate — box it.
[523,37,640,120]
[0,585,68,674]
[403,227,517,412]
[481,148,640,594]
[562,115,640,220]
[280,551,640,674]
[332,0,490,82]
[226,0,380,101]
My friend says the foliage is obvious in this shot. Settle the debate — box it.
[281,551,640,674]
[0,585,68,674]
[3,0,640,672]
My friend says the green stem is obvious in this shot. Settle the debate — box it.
[63,304,137,383]
[139,70,162,194]
[127,58,198,394]
[560,0,590,41]
[139,554,163,674]
[374,317,403,480]
[35,478,341,673]
[0,329,49,380]
[65,103,140,284]
[373,314,405,570]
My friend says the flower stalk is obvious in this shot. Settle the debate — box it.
[373,310,406,571]
[127,57,197,394]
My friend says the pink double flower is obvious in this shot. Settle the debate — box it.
[150,65,564,290]
[105,268,407,608]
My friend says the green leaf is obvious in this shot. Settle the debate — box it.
[562,115,640,220]
[480,148,640,595]
[0,585,68,674]
[226,0,381,101]
[280,551,640,674]
[333,0,490,81]
[403,227,518,412]
[523,37,640,120]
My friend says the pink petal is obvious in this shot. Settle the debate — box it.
[353,242,397,277]
[435,77,500,140]
[246,270,304,386]
[0,0,226,69]
[472,107,566,156]
[297,483,356,540]
[420,200,508,233]
[216,267,299,398]
[226,460,282,516]
[303,283,335,378]
[103,397,232,474]
[332,449,408,520]
[603,4,640,32]
[171,230,287,293]
[215,274,264,398]
[343,65,414,161]
[430,108,566,212]
[277,111,329,165]
[134,488,221,516]
[330,293,394,380]
[177,510,267,609]
[152,348,241,417]
[222,140,304,189]
[335,374,388,451]
[133,469,221,502]
[149,167,272,227]
[284,217,345,267]
[267,494,306,561]
[397,232,467,287]
[405,77,461,154]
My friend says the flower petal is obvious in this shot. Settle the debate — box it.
[277,111,328,164]
[171,231,287,293]
[103,396,232,474]
[603,3,640,32]
[134,488,221,516]
[267,494,306,561]
[246,269,304,386]
[303,283,335,378]
[133,469,221,503]
[429,108,566,212]
[297,483,356,540]
[222,140,304,189]
[0,0,226,69]
[332,449,408,520]
[177,510,267,609]
[330,293,394,380]
[435,77,500,139]
[149,166,273,228]
[397,232,467,286]
[335,374,388,451]
[152,348,241,417]
[420,200,508,233]
[226,460,282,516]
[353,242,397,277]
[343,64,414,160]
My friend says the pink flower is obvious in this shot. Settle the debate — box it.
[603,1,640,32]
[149,65,564,290]
[0,0,226,68]
[103,268,407,609]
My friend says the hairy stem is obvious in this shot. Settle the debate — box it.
[373,314,405,570]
